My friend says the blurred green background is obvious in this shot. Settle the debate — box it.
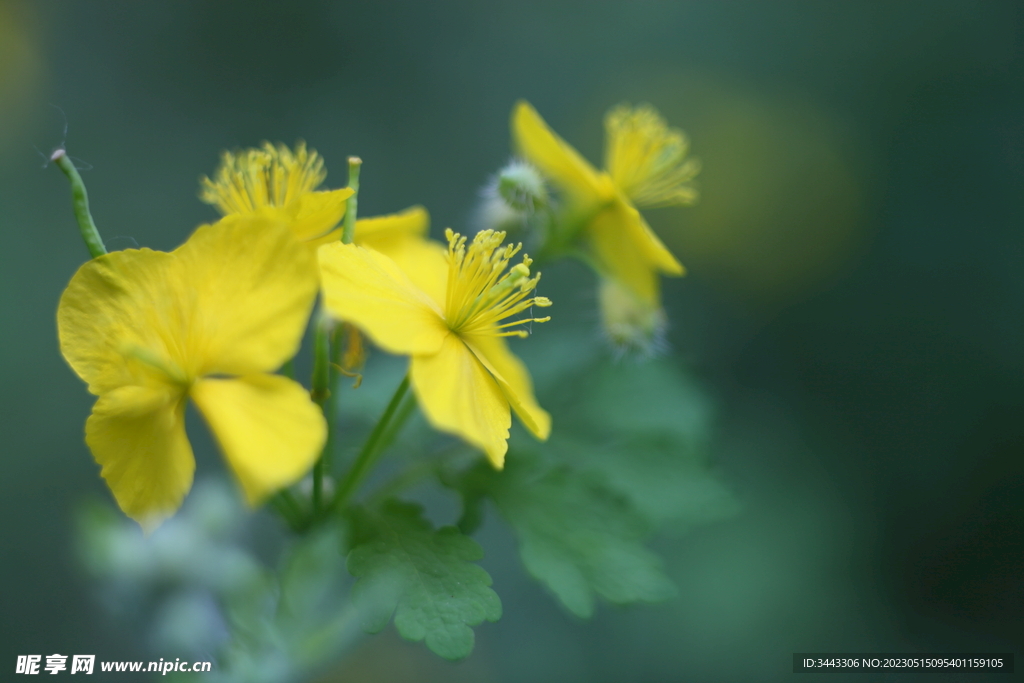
[1,1,1021,681]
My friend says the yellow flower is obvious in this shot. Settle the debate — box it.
[346,204,445,273]
[199,142,439,262]
[200,141,354,244]
[58,216,326,530]
[511,101,699,308]
[318,229,552,468]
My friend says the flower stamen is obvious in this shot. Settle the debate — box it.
[442,228,551,338]
[200,141,327,215]
[604,104,701,208]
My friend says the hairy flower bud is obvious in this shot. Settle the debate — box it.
[599,279,667,357]
[496,159,548,213]
[474,160,548,234]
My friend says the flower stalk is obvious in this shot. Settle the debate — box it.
[309,157,363,518]
[270,490,307,532]
[341,156,361,244]
[52,149,107,259]
[310,312,333,515]
[332,374,410,510]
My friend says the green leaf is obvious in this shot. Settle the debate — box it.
[585,358,714,442]
[459,456,676,618]
[551,433,740,529]
[278,523,348,631]
[346,500,502,660]
[549,358,739,529]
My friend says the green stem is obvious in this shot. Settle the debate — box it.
[311,314,332,407]
[278,488,306,519]
[534,199,613,267]
[332,374,411,509]
[310,311,333,516]
[313,155,361,519]
[52,149,107,259]
[341,157,361,245]
[317,324,345,503]
[270,491,305,532]
[376,391,417,452]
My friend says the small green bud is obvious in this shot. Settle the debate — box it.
[496,160,548,213]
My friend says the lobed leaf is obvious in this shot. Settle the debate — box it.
[550,432,740,529]
[459,456,676,618]
[346,500,501,660]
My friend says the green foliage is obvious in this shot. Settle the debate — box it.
[346,500,502,660]
[456,455,676,618]
[551,359,740,529]
[586,357,711,441]
[558,433,740,530]
[202,518,372,683]
[445,338,739,618]
[76,334,738,676]
[78,481,371,683]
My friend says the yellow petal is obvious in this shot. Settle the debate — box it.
[305,227,343,248]
[85,385,193,531]
[284,187,353,242]
[511,100,613,206]
[173,215,320,376]
[586,203,660,305]
[464,334,550,441]
[355,205,429,243]
[411,333,511,468]
[190,374,326,505]
[306,204,426,249]
[621,196,685,275]
[318,242,448,355]
[384,239,449,309]
[354,206,449,305]
[311,207,448,302]
[58,248,183,395]
[585,197,684,305]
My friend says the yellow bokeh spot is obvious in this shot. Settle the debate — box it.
[0,1,44,154]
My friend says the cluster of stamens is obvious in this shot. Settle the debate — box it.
[443,229,552,337]
[199,141,326,215]
[604,104,701,208]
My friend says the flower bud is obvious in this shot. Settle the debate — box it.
[496,160,548,213]
[599,279,667,357]
[474,160,548,234]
